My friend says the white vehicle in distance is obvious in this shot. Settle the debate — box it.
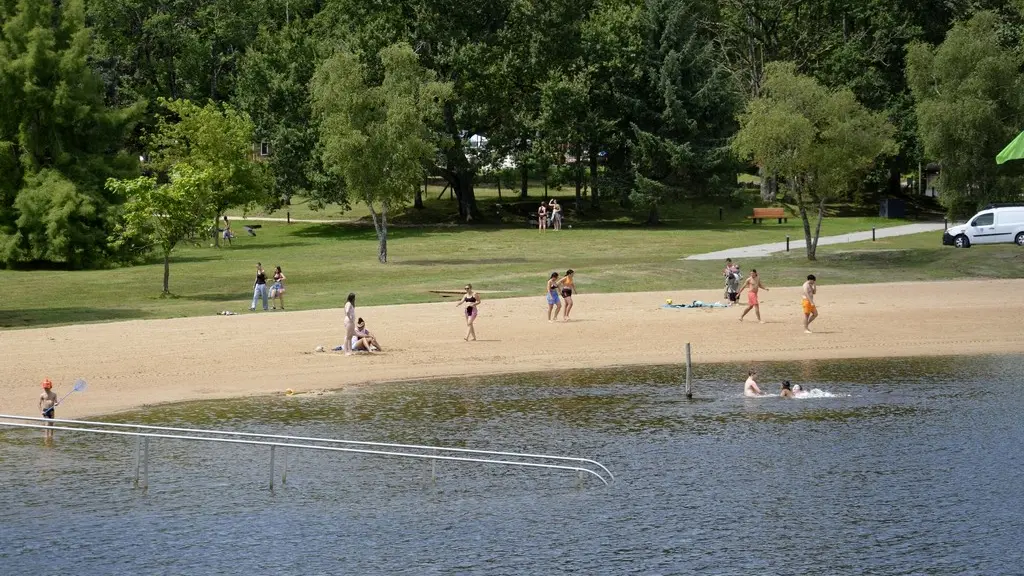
[942,204,1024,248]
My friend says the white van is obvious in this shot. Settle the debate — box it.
[943,206,1024,248]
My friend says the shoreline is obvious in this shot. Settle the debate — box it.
[2,279,1023,419]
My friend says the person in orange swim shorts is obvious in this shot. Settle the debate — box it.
[737,269,769,323]
[802,274,818,333]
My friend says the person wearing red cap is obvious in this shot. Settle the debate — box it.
[38,379,56,438]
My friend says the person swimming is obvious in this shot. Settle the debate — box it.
[780,380,794,398]
[744,370,762,397]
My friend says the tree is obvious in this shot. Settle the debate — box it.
[311,43,451,262]
[628,0,741,224]
[0,0,141,267]
[107,165,214,293]
[733,62,896,260]
[148,98,269,246]
[906,11,1024,218]
[233,19,320,207]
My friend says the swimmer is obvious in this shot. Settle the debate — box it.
[737,269,768,323]
[456,284,480,341]
[780,380,794,398]
[546,272,562,321]
[39,379,56,439]
[802,274,818,333]
[743,370,762,397]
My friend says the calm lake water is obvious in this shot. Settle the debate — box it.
[2,355,1022,575]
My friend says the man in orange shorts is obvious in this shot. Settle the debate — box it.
[737,269,769,323]
[802,274,818,333]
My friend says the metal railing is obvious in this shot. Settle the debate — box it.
[0,414,613,489]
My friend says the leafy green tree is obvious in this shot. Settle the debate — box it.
[107,166,214,293]
[233,20,320,207]
[907,11,1024,217]
[0,0,141,267]
[311,43,451,262]
[628,0,741,224]
[148,98,269,246]
[733,62,897,260]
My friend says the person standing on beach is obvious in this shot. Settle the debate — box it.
[39,379,57,438]
[744,371,762,397]
[343,293,357,355]
[737,269,768,323]
[456,284,480,341]
[270,266,286,310]
[546,272,562,321]
[250,263,268,311]
[724,259,741,305]
[558,269,576,321]
[802,275,819,333]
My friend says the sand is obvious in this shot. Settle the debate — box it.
[2,279,1023,419]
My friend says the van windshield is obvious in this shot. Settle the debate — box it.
[971,213,994,226]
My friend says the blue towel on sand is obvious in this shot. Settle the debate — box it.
[662,300,729,309]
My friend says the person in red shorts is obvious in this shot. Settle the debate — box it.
[737,269,769,323]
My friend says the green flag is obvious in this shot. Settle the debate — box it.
[996,129,1024,164]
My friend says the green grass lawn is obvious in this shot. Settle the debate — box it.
[3,218,1017,329]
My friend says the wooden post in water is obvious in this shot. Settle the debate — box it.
[685,343,693,399]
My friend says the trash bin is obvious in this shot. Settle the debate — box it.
[880,198,906,219]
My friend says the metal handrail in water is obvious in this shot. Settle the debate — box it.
[0,414,614,482]
[0,416,613,488]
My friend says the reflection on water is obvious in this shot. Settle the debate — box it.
[1,355,1022,575]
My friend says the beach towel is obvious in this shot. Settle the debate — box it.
[661,300,729,309]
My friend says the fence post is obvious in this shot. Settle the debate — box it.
[872,227,876,241]
[718,207,723,221]
[269,446,276,490]
[133,435,142,488]
[142,437,149,489]
[786,235,790,252]
[281,447,288,486]
[685,343,693,399]
[287,211,291,225]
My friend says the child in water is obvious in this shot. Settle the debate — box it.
[39,379,56,438]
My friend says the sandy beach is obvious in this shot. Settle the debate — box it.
[2,279,1023,419]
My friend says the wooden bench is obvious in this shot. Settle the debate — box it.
[748,207,788,224]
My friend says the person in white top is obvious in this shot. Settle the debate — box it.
[343,293,357,355]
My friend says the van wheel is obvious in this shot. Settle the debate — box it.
[1016,232,1024,247]
[954,234,971,248]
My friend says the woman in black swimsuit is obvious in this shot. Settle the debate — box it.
[456,284,480,341]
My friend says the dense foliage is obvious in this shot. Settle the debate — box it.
[3,0,1024,267]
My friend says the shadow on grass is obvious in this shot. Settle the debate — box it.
[395,257,530,266]
[182,292,246,302]
[0,307,147,329]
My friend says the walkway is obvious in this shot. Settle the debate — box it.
[683,222,946,261]
[227,215,353,224]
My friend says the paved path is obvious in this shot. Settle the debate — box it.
[227,215,352,224]
[683,222,946,261]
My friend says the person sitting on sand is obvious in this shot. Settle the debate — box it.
[744,370,762,397]
[351,318,382,352]
[780,380,794,398]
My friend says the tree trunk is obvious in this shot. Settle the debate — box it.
[520,163,528,198]
[162,252,171,293]
[414,183,424,209]
[759,165,777,202]
[574,144,583,214]
[794,181,816,261]
[442,102,480,221]
[810,197,827,260]
[367,197,388,263]
[647,204,660,225]
[589,145,599,209]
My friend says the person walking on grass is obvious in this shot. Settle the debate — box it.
[546,272,562,321]
[456,284,480,341]
[802,274,819,333]
[558,269,576,321]
[270,266,286,310]
[250,263,268,311]
[737,269,768,323]
[343,293,357,355]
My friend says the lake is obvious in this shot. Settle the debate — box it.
[2,355,1022,575]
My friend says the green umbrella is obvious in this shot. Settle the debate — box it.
[996,129,1024,164]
